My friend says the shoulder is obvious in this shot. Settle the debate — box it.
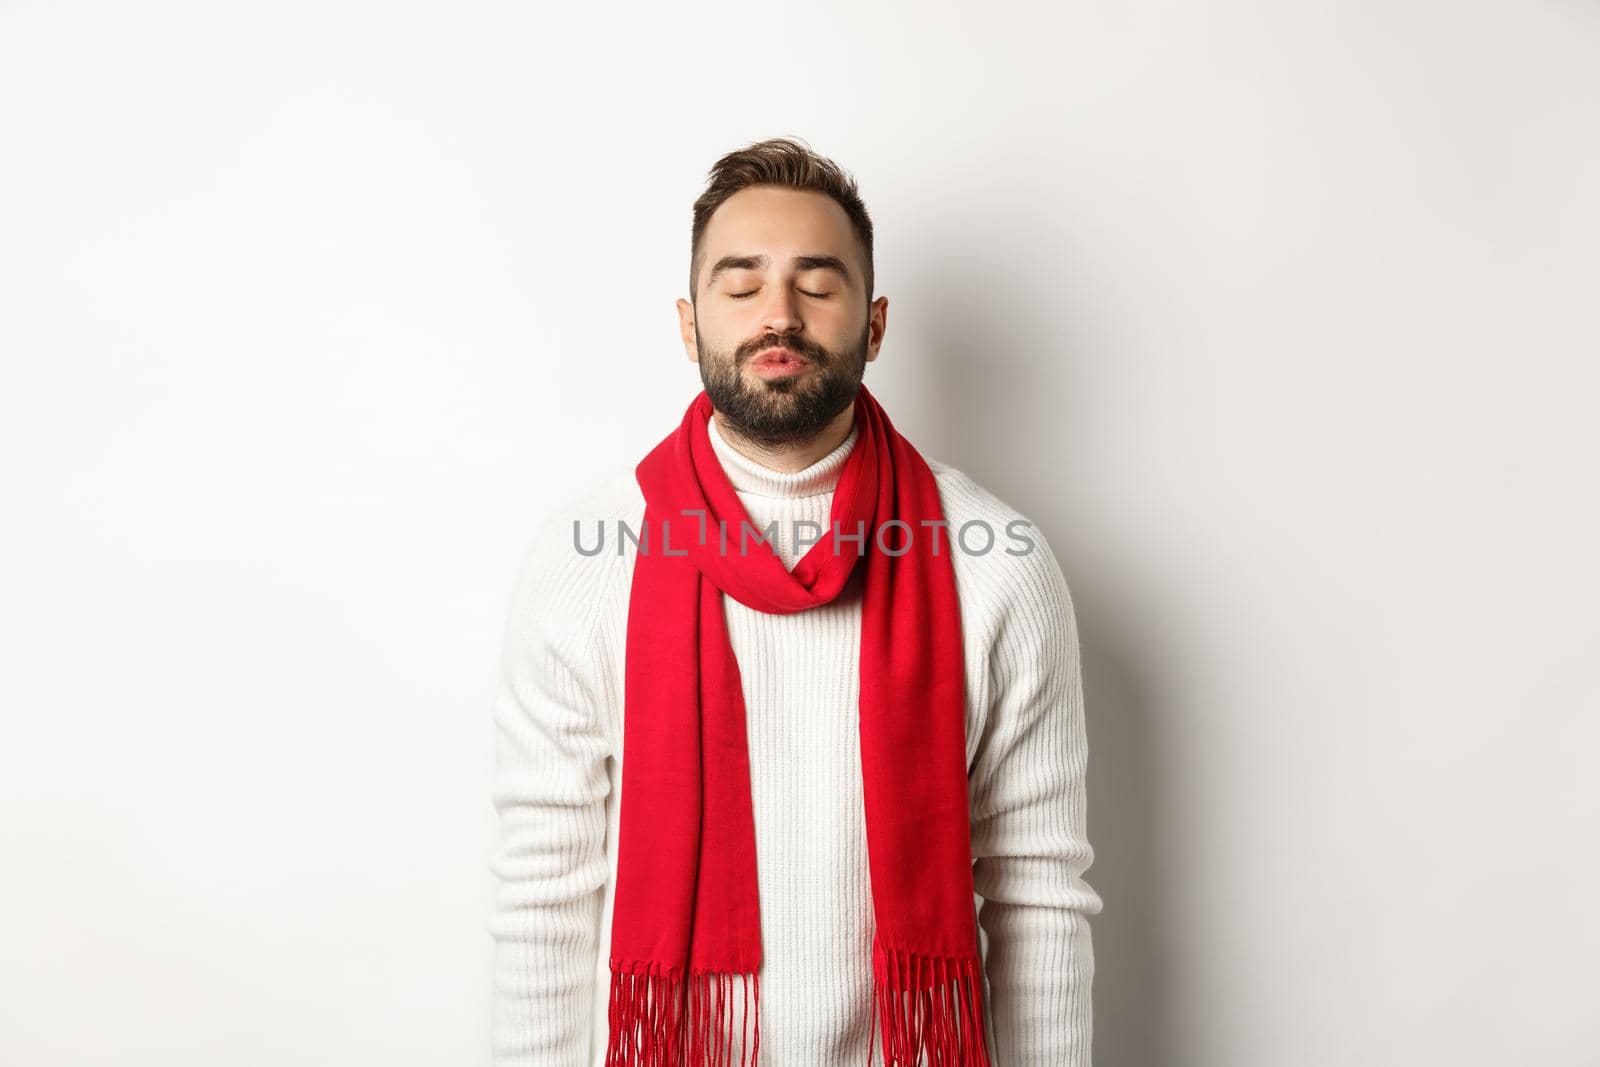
[503,463,645,660]
[534,463,646,541]
[924,456,1078,652]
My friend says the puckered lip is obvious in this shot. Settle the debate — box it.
[751,347,812,367]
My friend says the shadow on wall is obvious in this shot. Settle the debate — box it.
[899,235,1174,1067]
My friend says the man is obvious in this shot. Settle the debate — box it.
[489,137,1103,1066]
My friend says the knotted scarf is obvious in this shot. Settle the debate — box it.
[606,383,991,1065]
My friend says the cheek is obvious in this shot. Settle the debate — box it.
[698,302,748,332]
[691,317,746,360]
[814,306,862,343]
[704,306,769,347]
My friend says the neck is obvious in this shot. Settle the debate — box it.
[710,405,856,474]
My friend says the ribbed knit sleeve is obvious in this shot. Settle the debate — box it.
[489,512,613,1066]
[967,520,1105,1067]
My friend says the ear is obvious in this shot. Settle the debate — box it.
[865,295,888,363]
[676,297,698,363]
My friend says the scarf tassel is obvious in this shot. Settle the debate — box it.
[605,957,761,1067]
[868,947,993,1066]
[605,949,988,1066]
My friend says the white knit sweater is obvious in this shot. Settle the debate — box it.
[489,411,1103,1066]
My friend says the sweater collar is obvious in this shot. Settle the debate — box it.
[707,411,859,499]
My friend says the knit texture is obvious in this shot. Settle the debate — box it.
[490,410,1103,1066]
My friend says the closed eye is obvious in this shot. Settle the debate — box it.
[728,290,833,300]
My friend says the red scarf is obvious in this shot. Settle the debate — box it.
[607,383,991,1066]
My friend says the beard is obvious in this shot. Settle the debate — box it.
[696,322,870,448]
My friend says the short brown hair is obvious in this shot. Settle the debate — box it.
[689,136,875,303]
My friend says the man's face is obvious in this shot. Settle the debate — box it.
[677,185,887,448]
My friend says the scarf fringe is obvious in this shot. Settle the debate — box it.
[868,948,992,1066]
[605,957,760,1067]
[605,948,988,1065]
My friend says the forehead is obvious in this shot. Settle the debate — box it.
[700,185,859,266]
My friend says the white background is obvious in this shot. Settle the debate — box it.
[3,2,1597,1064]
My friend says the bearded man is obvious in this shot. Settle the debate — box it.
[490,137,1103,1066]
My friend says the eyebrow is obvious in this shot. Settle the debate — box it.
[704,253,853,291]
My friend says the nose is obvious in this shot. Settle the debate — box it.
[760,287,803,335]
